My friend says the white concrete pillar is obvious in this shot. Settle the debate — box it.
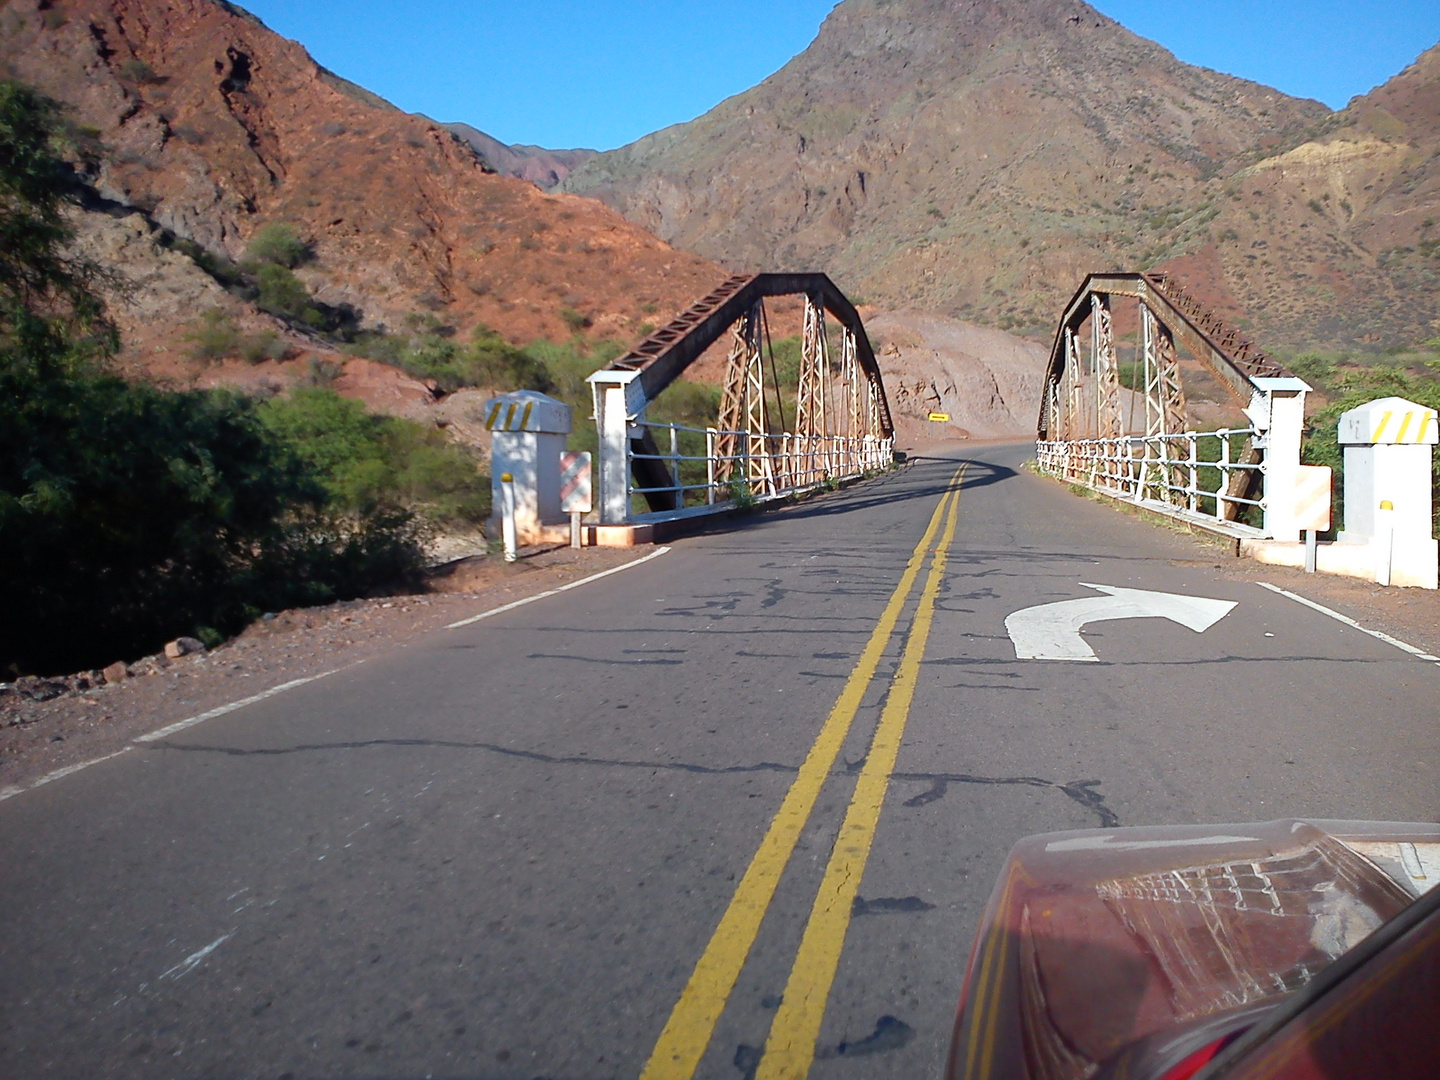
[1247,377,1311,542]
[481,390,572,543]
[1338,396,1438,589]
[585,369,646,525]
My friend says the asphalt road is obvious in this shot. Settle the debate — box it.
[2,444,1436,1080]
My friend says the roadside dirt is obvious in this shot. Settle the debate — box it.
[0,544,647,799]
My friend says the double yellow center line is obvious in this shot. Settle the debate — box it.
[641,467,966,1080]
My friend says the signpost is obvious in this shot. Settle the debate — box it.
[560,451,592,548]
[927,412,950,423]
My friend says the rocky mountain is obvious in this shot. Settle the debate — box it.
[0,0,725,374]
[442,123,597,189]
[562,0,1440,351]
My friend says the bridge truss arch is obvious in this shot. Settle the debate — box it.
[1037,272,1312,536]
[588,274,895,524]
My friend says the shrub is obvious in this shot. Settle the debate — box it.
[187,306,239,360]
[560,306,589,333]
[246,221,311,269]
[255,263,320,323]
[258,387,488,523]
[1301,363,1440,535]
[118,58,162,85]
[240,329,288,364]
[348,320,554,394]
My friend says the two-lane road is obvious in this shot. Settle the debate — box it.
[2,444,1435,1079]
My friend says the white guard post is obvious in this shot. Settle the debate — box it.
[1337,397,1438,589]
[585,368,648,525]
[482,390,572,545]
[1245,377,1311,542]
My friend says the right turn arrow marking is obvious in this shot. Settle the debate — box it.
[1005,583,1238,662]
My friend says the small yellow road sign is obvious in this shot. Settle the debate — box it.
[927,412,950,422]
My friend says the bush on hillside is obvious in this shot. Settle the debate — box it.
[255,262,322,325]
[348,318,554,395]
[187,306,240,359]
[246,221,311,269]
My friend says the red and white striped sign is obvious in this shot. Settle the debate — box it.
[1294,464,1332,532]
[560,451,592,513]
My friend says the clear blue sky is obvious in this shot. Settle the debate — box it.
[239,1,1440,151]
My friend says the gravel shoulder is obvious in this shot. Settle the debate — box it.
[0,544,649,799]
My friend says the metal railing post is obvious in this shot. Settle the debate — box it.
[706,427,717,504]
[669,424,682,510]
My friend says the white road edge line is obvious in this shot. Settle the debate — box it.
[444,545,672,629]
[1,544,676,805]
[134,669,355,743]
[1257,581,1440,664]
[0,747,134,803]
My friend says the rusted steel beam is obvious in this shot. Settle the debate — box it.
[1038,271,1292,439]
[1092,295,1123,439]
[600,272,894,438]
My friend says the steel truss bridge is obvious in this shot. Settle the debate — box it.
[1036,272,1312,540]
[587,274,895,526]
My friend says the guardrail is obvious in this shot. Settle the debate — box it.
[1037,428,1265,535]
[629,421,893,522]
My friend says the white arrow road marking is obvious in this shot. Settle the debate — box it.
[1045,833,1260,853]
[1005,583,1238,662]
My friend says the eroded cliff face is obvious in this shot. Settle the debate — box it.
[864,311,1048,443]
[563,0,1440,350]
[0,0,727,355]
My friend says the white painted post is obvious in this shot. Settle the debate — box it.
[585,369,646,525]
[1338,397,1438,589]
[1216,430,1231,521]
[669,424,682,509]
[1188,432,1198,513]
[482,390,572,544]
[706,427,716,504]
[500,473,517,563]
[1247,377,1312,542]
[1375,501,1394,586]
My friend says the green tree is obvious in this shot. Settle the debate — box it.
[0,80,116,380]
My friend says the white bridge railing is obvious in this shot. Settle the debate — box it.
[1037,428,1267,535]
[629,421,893,522]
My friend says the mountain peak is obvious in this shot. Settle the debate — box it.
[562,0,1331,339]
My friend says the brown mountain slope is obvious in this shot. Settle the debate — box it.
[442,123,597,190]
[0,0,724,362]
[1191,44,1440,347]
[561,0,1437,350]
